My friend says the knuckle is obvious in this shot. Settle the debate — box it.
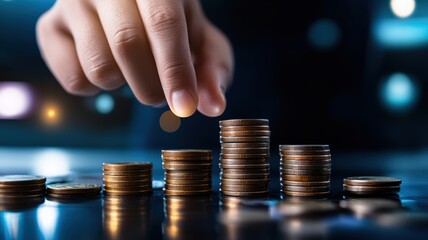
[113,27,143,49]
[86,57,122,90]
[62,75,90,95]
[146,7,180,33]
[160,62,189,88]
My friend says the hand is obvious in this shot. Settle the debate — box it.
[36,0,233,117]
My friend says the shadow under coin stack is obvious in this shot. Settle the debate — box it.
[219,119,270,197]
[0,175,46,199]
[47,183,101,199]
[103,163,153,196]
[279,145,331,197]
[343,176,402,196]
[162,150,212,196]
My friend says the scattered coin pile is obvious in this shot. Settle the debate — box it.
[343,176,402,195]
[219,119,270,196]
[103,162,153,196]
[0,175,46,198]
[279,145,331,197]
[162,150,212,196]
[47,183,101,198]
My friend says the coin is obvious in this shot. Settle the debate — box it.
[164,171,211,180]
[220,153,270,159]
[282,190,330,197]
[221,173,270,180]
[47,183,102,195]
[221,125,270,131]
[165,178,211,185]
[219,119,269,127]
[103,180,152,187]
[281,175,330,181]
[282,185,330,192]
[343,185,400,192]
[343,176,402,186]
[104,185,152,192]
[221,142,270,148]
[280,159,331,166]
[280,149,331,155]
[0,175,46,185]
[221,148,269,154]
[103,169,152,176]
[221,168,269,174]
[103,175,152,182]
[220,184,268,192]
[162,150,212,158]
[0,183,46,191]
[47,192,101,198]
[280,155,331,161]
[220,190,268,197]
[280,168,331,175]
[279,145,330,151]
[164,189,211,196]
[103,188,152,195]
[220,130,271,137]
[220,178,269,185]
[220,136,270,143]
[164,184,211,191]
[281,164,331,170]
[162,163,212,170]
[282,181,330,187]
[220,159,268,165]
[103,162,152,171]
[220,163,270,169]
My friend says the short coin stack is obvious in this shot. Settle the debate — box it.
[343,176,402,195]
[162,150,212,196]
[279,145,331,197]
[219,119,270,196]
[47,183,101,199]
[0,175,46,198]
[103,162,153,196]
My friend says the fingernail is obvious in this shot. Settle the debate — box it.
[171,89,197,117]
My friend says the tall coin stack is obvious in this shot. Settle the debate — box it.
[162,150,212,196]
[219,119,270,196]
[103,163,153,196]
[279,145,331,197]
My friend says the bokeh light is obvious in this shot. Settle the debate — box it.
[34,149,70,177]
[160,110,181,133]
[0,82,32,119]
[380,73,419,113]
[42,104,60,125]
[307,19,341,50]
[95,93,115,114]
[390,0,416,18]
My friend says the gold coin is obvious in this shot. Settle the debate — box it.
[219,119,269,127]
[281,175,330,181]
[221,148,269,154]
[103,162,152,171]
[164,178,211,185]
[280,159,331,166]
[103,175,151,182]
[220,125,270,131]
[280,168,331,175]
[220,158,268,165]
[103,169,152,176]
[104,185,152,191]
[0,183,46,191]
[220,136,270,143]
[221,172,269,180]
[221,168,269,174]
[161,150,212,158]
[164,171,211,180]
[282,180,330,187]
[220,163,269,169]
[221,142,270,148]
[103,180,152,187]
[220,130,271,137]
[162,163,212,170]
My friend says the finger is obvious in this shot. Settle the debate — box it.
[194,24,234,117]
[94,0,164,106]
[60,1,125,91]
[36,7,99,96]
[137,0,198,117]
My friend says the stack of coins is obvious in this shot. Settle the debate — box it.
[279,145,331,197]
[219,119,270,196]
[103,162,153,196]
[162,150,212,196]
[0,175,46,198]
[47,183,101,199]
[343,176,402,195]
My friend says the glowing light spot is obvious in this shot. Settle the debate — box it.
[95,94,115,114]
[307,19,341,50]
[380,73,418,112]
[0,82,32,119]
[37,207,59,240]
[34,149,70,177]
[391,0,416,18]
[160,110,181,133]
[42,104,60,125]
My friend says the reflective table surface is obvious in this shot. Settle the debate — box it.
[0,147,428,240]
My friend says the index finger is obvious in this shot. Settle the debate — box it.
[137,0,198,117]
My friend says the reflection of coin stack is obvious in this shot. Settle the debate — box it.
[279,145,331,197]
[0,175,46,198]
[163,196,213,239]
[162,150,212,196]
[220,196,269,210]
[103,196,151,240]
[343,176,401,196]
[103,163,152,196]
[219,119,270,197]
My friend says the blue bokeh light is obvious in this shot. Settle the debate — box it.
[380,73,418,112]
[95,94,115,114]
[374,18,428,48]
[307,19,341,50]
